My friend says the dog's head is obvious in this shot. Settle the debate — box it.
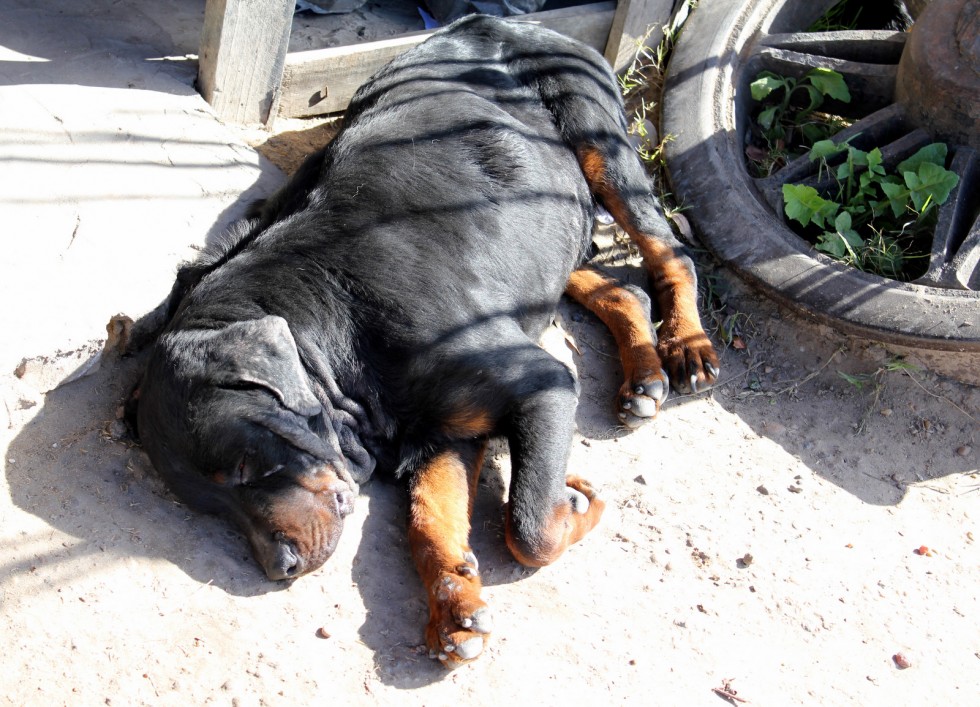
[133,315,355,580]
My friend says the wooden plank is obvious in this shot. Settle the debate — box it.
[198,0,294,125]
[604,0,675,74]
[276,2,617,120]
[522,1,618,49]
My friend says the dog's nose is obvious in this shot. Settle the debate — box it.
[264,539,302,580]
[334,488,354,518]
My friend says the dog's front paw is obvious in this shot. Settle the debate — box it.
[617,367,669,427]
[657,332,719,394]
[426,552,493,668]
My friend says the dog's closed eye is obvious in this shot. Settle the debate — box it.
[236,452,285,486]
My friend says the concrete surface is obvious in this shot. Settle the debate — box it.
[0,0,279,377]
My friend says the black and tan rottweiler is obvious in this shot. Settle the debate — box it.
[128,15,719,667]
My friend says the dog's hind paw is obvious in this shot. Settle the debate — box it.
[658,332,720,395]
[617,368,669,428]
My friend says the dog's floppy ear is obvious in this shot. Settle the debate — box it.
[173,315,321,417]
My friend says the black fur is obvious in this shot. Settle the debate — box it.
[131,15,666,580]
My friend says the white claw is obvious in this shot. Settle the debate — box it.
[569,488,590,514]
[455,636,485,660]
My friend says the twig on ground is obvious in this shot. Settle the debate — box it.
[901,370,978,424]
[669,360,766,406]
[712,678,749,704]
[769,346,844,397]
[579,336,618,360]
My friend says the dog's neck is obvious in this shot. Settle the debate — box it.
[295,333,390,486]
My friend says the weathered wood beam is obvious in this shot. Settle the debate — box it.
[276,2,617,120]
[198,0,294,125]
[604,0,675,74]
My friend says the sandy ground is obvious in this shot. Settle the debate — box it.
[1,2,978,705]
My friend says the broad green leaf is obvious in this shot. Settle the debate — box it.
[904,161,960,213]
[757,105,779,130]
[834,211,852,232]
[798,84,823,114]
[879,181,909,218]
[845,202,869,218]
[857,149,886,198]
[809,139,845,161]
[858,169,879,192]
[866,147,884,175]
[849,148,869,168]
[750,74,784,101]
[897,143,948,175]
[839,226,864,252]
[816,233,847,258]
[783,183,839,228]
[806,68,851,102]
[799,122,829,144]
[816,225,861,262]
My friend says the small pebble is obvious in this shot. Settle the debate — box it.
[893,652,911,669]
[756,485,769,495]
[316,627,331,639]
[880,408,892,417]
[956,445,971,457]
[788,485,802,494]
[739,553,753,567]
[633,474,647,485]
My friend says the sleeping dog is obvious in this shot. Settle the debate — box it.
[128,15,719,667]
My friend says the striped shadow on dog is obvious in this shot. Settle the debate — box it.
[125,15,718,668]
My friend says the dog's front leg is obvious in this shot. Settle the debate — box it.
[408,440,492,668]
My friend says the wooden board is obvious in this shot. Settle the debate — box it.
[275,2,618,120]
[198,0,294,124]
[603,0,675,74]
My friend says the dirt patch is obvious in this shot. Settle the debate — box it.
[1,2,978,700]
[3,221,977,704]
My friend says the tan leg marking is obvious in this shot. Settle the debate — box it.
[409,443,492,668]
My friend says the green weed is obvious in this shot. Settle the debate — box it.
[747,68,851,175]
[782,141,959,279]
[838,358,920,433]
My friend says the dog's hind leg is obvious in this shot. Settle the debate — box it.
[408,440,493,668]
[565,265,667,426]
[577,145,720,393]
[524,43,719,392]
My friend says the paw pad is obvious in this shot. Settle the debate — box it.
[618,368,668,427]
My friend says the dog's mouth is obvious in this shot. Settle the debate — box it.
[241,477,356,581]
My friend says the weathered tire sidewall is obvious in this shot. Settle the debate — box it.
[662,0,980,352]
